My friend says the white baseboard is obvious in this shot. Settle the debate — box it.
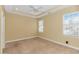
[38,36,79,51]
[6,36,37,43]
[5,36,79,51]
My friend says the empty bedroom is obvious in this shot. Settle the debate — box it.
[0,5,79,54]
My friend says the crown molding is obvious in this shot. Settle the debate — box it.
[49,5,75,13]
[5,6,75,18]
[36,12,48,18]
[37,5,75,18]
[6,11,37,18]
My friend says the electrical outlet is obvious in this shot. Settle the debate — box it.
[66,41,68,44]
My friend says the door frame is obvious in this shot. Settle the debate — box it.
[1,7,5,53]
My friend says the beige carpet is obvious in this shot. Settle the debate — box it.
[3,37,79,54]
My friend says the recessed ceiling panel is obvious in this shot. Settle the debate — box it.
[4,5,60,18]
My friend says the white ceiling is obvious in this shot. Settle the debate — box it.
[4,5,72,18]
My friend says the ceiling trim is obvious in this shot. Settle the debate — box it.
[49,5,75,13]
[6,11,36,18]
[5,5,75,18]
[37,5,75,18]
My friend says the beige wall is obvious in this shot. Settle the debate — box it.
[39,6,79,48]
[5,12,37,42]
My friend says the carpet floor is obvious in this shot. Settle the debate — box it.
[3,37,79,54]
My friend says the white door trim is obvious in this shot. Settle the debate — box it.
[1,8,5,53]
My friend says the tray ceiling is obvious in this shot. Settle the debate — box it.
[4,5,72,18]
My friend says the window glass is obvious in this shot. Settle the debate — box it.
[38,19,44,32]
[64,12,79,36]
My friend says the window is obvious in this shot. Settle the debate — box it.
[38,19,44,32]
[63,12,79,36]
